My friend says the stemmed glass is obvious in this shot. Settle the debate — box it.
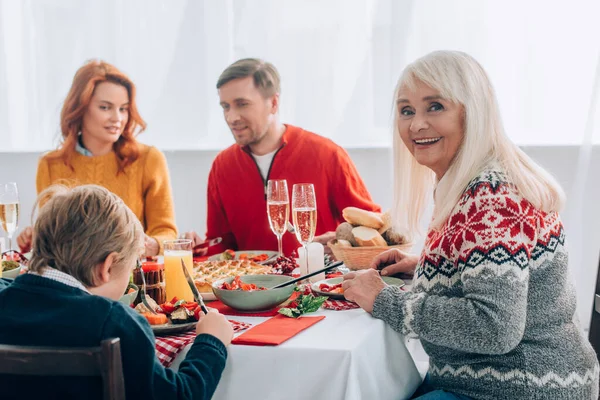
[291,183,317,276]
[266,179,289,256]
[0,183,20,251]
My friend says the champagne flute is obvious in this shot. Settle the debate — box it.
[267,179,289,256]
[292,183,317,276]
[0,182,20,251]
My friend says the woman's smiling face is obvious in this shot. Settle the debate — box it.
[396,80,465,179]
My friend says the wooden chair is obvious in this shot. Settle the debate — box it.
[589,251,600,363]
[0,338,125,400]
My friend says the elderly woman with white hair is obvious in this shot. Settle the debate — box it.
[342,51,599,400]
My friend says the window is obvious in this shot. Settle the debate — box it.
[0,0,598,152]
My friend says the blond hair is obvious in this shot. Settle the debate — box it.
[29,184,144,286]
[392,51,565,236]
[217,58,281,98]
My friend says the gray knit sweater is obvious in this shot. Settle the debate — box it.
[373,170,599,399]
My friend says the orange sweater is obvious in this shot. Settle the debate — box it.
[206,125,381,256]
[36,144,177,253]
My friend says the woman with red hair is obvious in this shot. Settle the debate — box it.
[17,60,177,256]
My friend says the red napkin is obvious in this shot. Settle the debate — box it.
[208,291,300,317]
[232,314,325,346]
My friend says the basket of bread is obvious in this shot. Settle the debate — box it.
[327,207,411,270]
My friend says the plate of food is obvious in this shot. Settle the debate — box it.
[311,276,405,300]
[133,296,200,336]
[193,258,273,301]
[208,249,278,264]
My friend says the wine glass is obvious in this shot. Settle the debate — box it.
[0,182,20,251]
[267,179,289,256]
[292,183,317,276]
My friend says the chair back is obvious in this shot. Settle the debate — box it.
[589,254,600,394]
[0,338,125,400]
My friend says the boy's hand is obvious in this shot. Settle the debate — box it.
[196,310,233,346]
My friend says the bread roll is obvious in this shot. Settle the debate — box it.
[352,226,387,247]
[378,211,392,235]
[342,207,384,230]
[382,229,407,245]
[336,239,353,248]
[335,222,358,246]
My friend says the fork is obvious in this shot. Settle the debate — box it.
[136,259,158,314]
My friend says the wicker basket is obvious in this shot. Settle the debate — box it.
[327,240,413,270]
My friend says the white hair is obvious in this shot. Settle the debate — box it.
[392,51,565,237]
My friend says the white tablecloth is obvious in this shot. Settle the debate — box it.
[170,309,422,400]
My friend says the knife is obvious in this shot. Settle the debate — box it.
[192,237,222,253]
[270,261,344,289]
[181,259,209,315]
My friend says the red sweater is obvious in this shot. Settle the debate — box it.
[205,125,380,256]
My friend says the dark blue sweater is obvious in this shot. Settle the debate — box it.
[0,274,227,399]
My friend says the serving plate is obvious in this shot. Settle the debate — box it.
[151,321,196,336]
[208,250,278,264]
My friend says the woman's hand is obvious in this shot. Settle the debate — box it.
[144,235,159,257]
[342,269,386,313]
[16,227,33,253]
[369,248,419,276]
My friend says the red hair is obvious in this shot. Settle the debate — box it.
[50,60,146,173]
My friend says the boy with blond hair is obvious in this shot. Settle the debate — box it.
[0,184,232,399]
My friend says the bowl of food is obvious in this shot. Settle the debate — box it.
[212,275,296,312]
[119,283,139,306]
[1,260,21,279]
[1,250,27,279]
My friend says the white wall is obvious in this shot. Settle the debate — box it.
[2,146,599,329]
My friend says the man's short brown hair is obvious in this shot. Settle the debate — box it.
[216,58,280,98]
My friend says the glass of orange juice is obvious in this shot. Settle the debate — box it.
[163,239,194,302]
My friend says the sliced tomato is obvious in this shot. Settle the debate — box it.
[193,305,202,320]
[160,303,176,314]
[251,253,268,262]
[183,302,198,310]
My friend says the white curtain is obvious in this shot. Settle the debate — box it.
[0,0,599,327]
[3,0,598,151]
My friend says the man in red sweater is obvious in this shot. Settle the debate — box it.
[186,58,380,256]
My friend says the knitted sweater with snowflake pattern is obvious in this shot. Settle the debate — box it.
[373,169,599,400]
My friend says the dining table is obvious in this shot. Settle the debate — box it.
[169,307,423,400]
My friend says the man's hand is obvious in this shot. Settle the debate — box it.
[16,227,33,253]
[182,231,207,257]
[313,231,336,257]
